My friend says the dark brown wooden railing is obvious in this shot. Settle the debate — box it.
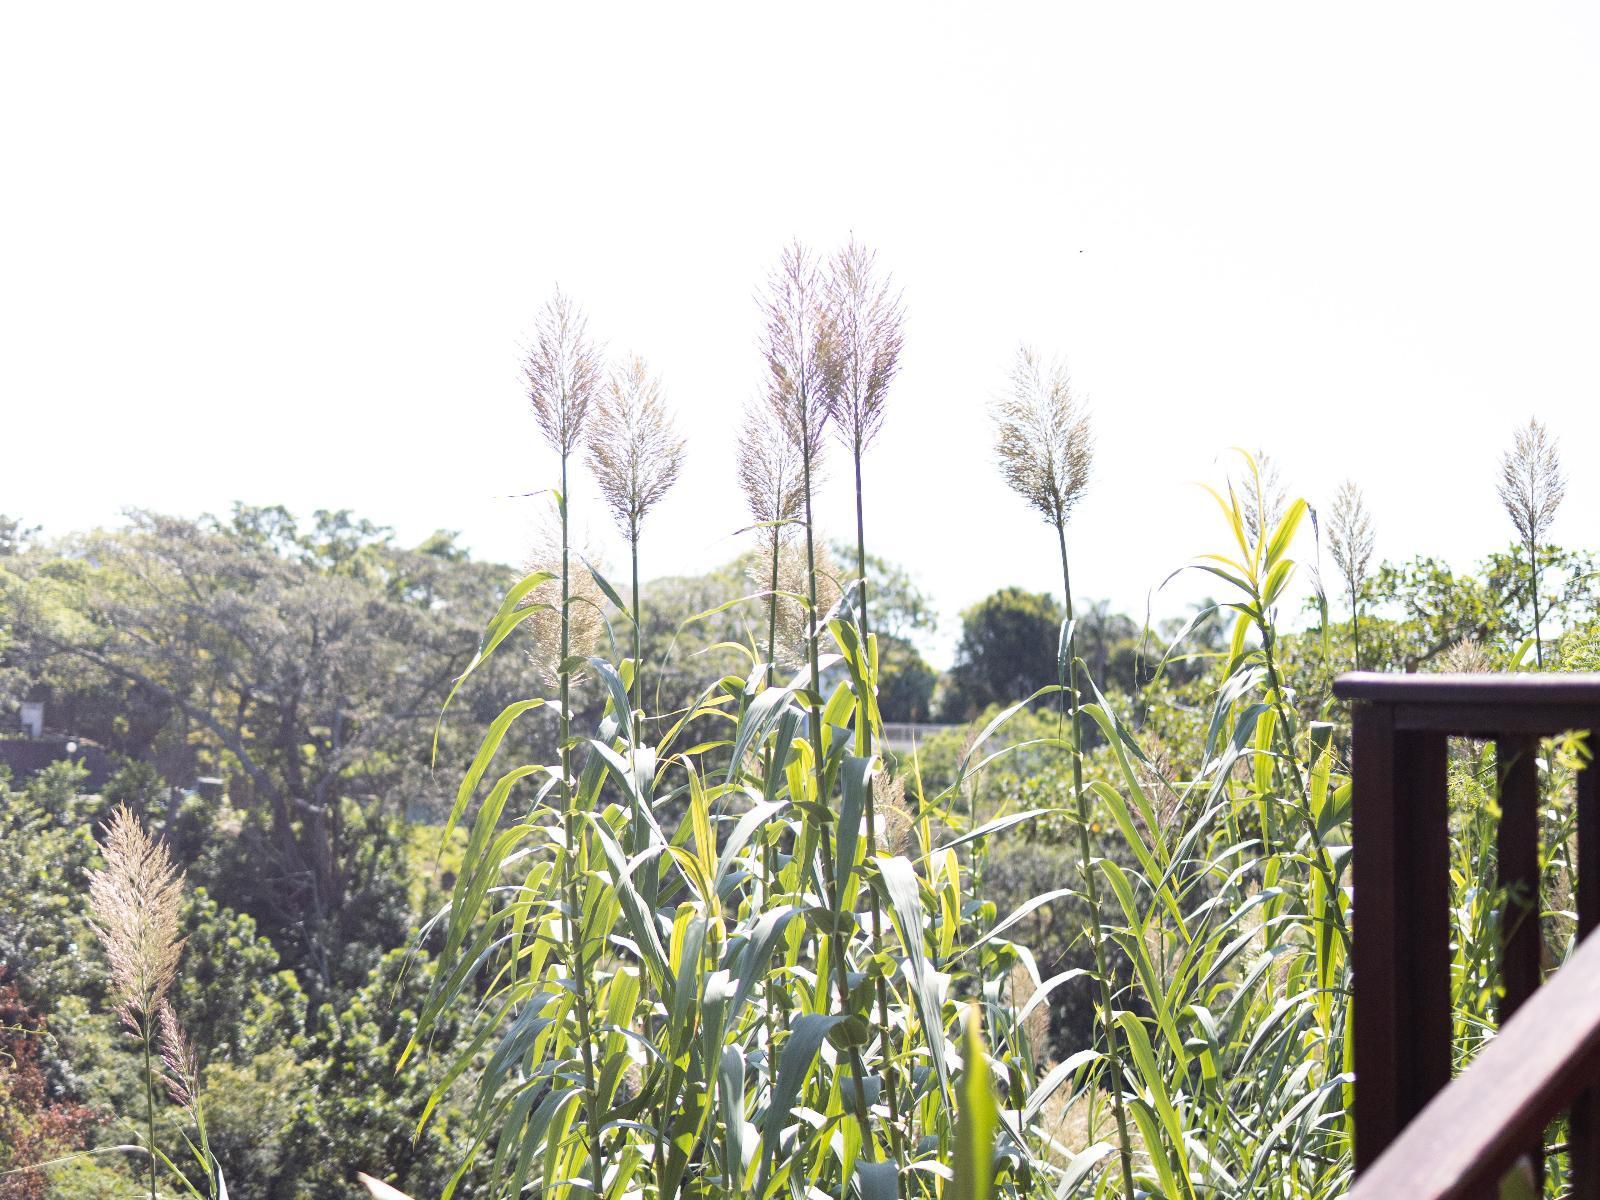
[1337,672,1600,1199]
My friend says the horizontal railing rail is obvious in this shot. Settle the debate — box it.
[1349,928,1600,1199]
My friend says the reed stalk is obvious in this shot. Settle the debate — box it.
[526,288,606,1199]
[993,346,1136,1199]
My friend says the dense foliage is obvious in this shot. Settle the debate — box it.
[1,263,1594,1199]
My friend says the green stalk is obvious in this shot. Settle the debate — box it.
[767,528,782,694]
[1056,520,1137,1200]
[1259,620,1351,957]
[1349,583,1361,672]
[1529,538,1544,668]
[762,527,782,1078]
[558,457,605,1200]
[799,431,876,1155]
[142,1010,157,1200]
[850,447,905,1160]
[631,521,643,715]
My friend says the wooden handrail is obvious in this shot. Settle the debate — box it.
[1350,928,1600,1199]
[1335,671,1600,1195]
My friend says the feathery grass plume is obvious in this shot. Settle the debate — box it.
[88,806,186,1033]
[1234,448,1286,546]
[1008,961,1051,1067]
[1440,637,1493,674]
[155,1001,197,1108]
[991,345,1136,1200]
[873,771,913,857]
[1498,417,1566,667]
[1327,480,1375,669]
[587,353,685,711]
[87,804,186,1200]
[520,523,606,688]
[992,347,1092,529]
[761,239,835,466]
[588,354,685,539]
[524,287,603,459]
[737,397,804,684]
[748,539,843,671]
[736,396,804,536]
[825,239,904,462]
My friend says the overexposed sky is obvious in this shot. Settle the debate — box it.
[4,4,1598,665]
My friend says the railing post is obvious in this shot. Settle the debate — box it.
[1497,734,1545,1184]
[1351,701,1452,1171]
[1573,746,1600,1199]
[1497,735,1543,1021]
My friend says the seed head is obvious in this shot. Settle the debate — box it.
[587,354,686,543]
[157,999,198,1109]
[1233,449,1286,547]
[1439,638,1493,674]
[1498,418,1565,548]
[992,346,1092,530]
[87,805,186,1035]
[759,240,836,466]
[749,539,843,671]
[824,239,904,458]
[1009,961,1050,1063]
[874,772,913,857]
[1328,480,1375,601]
[521,516,606,687]
[524,287,604,459]
[736,396,804,536]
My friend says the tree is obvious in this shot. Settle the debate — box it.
[0,510,535,1000]
[279,949,487,1200]
[0,981,97,1200]
[0,515,37,558]
[940,587,1063,722]
[876,634,937,722]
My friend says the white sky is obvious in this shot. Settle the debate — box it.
[4,3,1598,666]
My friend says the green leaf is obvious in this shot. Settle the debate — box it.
[758,1013,846,1191]
[951,1005,998,1200]
[440,698,545,848]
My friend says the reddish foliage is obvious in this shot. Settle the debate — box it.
[0,982,98,1200]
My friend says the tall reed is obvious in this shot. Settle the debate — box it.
[992,345,1135,1200]
[758,238,879,1154]
[86,805,225,1200]
[823,237,907,1157]
[1497,417,1565,667]
[88,804,186,1200]
[415,259,1395,1200]
[524,286,606,1196]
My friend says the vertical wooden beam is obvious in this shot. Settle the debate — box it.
[1402,728,1453,1105]
[1497,734,1542,1019]
[1351,700,1401,1175]
[1352,703,1452,1175]
[1571,741,1600,1199]
[1498,733,1544,1184]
